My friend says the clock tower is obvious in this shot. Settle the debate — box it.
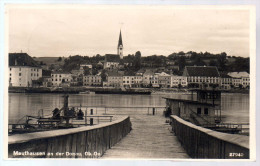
[117,30,123,59]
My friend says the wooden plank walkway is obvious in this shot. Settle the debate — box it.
[102,113,189,159]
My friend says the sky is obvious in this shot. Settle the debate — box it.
[7,5,251,57]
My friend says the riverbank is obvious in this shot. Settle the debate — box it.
[8,86,249,94]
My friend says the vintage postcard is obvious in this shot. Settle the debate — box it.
[3,4,256,161]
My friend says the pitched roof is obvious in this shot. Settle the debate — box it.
[158,72,171,77]
[107,71,123,77]
[118,30,123,47]
[9,53,40,67]
[163,97,215,106]
[143,70,154,76]
[52,71,71,74]
[105,54,120,62]
[184,66,220,77]
[227,72,249,78]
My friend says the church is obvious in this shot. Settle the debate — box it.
[103,30,124,69]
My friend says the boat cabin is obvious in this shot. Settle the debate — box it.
[164,98,216,126]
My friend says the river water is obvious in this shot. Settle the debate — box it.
[8,92,249,124]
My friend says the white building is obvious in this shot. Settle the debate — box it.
[123,76,135,88]
[133,75,143,87]
[227,72,250,88]
[220,74,232,90]
[183,66,220,88]
[171,75,188,88]
[9,53,42,87]
[107,71,123,87]
[151,74,159,88]
[83,75,102,86]
[80,64,92,70]
[104,61,120,69]
[158,72,171,88]
[51,71,72,87]
[142,70,154,87]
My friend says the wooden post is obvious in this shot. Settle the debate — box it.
[85,110,87,125]
[90,118,93,126]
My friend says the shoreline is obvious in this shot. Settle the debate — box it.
[8,86,249,94]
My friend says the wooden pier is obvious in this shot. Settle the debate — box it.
[102,112,189,159]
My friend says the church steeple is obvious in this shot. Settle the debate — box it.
[117,30,123,59]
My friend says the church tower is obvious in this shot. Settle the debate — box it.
[117,30,123,59]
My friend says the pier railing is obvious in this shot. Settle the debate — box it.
[8,116,132,158]
[170,115,249,159]
[69,106,166,115]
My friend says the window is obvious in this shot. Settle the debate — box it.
[10,68,11,71]
[204,108,208,115]
[19,73,22,76]
[19,68,21,71]
[197,108,201,115]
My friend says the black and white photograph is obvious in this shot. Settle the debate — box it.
[3,4,256,161]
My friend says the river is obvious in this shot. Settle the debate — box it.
[8,92,249,124]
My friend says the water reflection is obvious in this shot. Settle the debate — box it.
[8,93,249,124]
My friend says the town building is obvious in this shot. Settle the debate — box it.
[158,72,171,88]
[227,72,250,88]
[171,75,188,88]
[133,75,143,88]
[107,71,123,87]
[183,66,220,88]
[9,53,42,87]
[123,75,135,88]
[42,70,52,87]
[151,73,159,88]
[80,64,92,70]
[51,71,72,87]
[220,74,232,90]
[83,75,102,86]
[103,54,120,70]
[142,70,154,87]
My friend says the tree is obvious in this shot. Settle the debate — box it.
[177,56,186,71]
[217,52,227,71]
[134,51,141,70]
[209,60,217,66]
[57,57,62,62]
[83,66,91,75]
[101,70,107,82]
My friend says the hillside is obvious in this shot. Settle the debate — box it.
[33,57,65,70]
[33,57,65,66]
